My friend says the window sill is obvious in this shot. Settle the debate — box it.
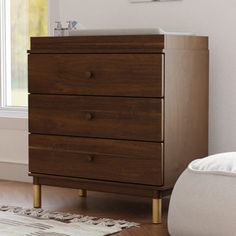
[0,108,28,119]
[0,108,28,131]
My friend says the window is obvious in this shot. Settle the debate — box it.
[0,0,48,111]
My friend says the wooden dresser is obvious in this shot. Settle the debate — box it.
[28,35,209,223]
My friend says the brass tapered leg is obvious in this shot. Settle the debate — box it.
[33,184,41,208]
[152,198,162,224]
[79,189,87,197]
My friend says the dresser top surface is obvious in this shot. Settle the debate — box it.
[29,35,208,54]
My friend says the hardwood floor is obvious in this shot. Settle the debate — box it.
[0,180,170,235]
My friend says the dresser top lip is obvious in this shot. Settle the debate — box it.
[28,34,209,54]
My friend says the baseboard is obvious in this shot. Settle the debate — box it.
[0,162,31,183]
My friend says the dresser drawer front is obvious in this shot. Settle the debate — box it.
[29,95,163,142]
[29,134,163,186]
[28,54,163,97]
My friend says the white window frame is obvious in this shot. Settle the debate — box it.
[0,0,28,118]
[0,0,57,118]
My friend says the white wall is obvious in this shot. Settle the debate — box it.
[0,119,27,164]
[56,0,236,154]
[0,117,30,182]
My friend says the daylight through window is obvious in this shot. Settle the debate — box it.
[0,0,48,107]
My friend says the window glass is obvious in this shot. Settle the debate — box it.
[9,0,48,106]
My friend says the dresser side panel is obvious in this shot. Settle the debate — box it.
[164,49,209,187]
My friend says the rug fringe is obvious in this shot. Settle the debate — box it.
[0,205,139,229]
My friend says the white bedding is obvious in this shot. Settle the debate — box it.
[68,28,194,36]
[189,152,236,176]
[168,153,236,236]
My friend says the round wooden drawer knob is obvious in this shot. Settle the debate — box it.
[87,155,94,162]
[85,71,93,79]
[85,112,93,120]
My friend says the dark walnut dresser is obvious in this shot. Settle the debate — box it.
[28,35,209,223]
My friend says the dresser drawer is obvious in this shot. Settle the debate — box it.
[29,134,163,186]
[29,95,163,142]
[28,54,163,97]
